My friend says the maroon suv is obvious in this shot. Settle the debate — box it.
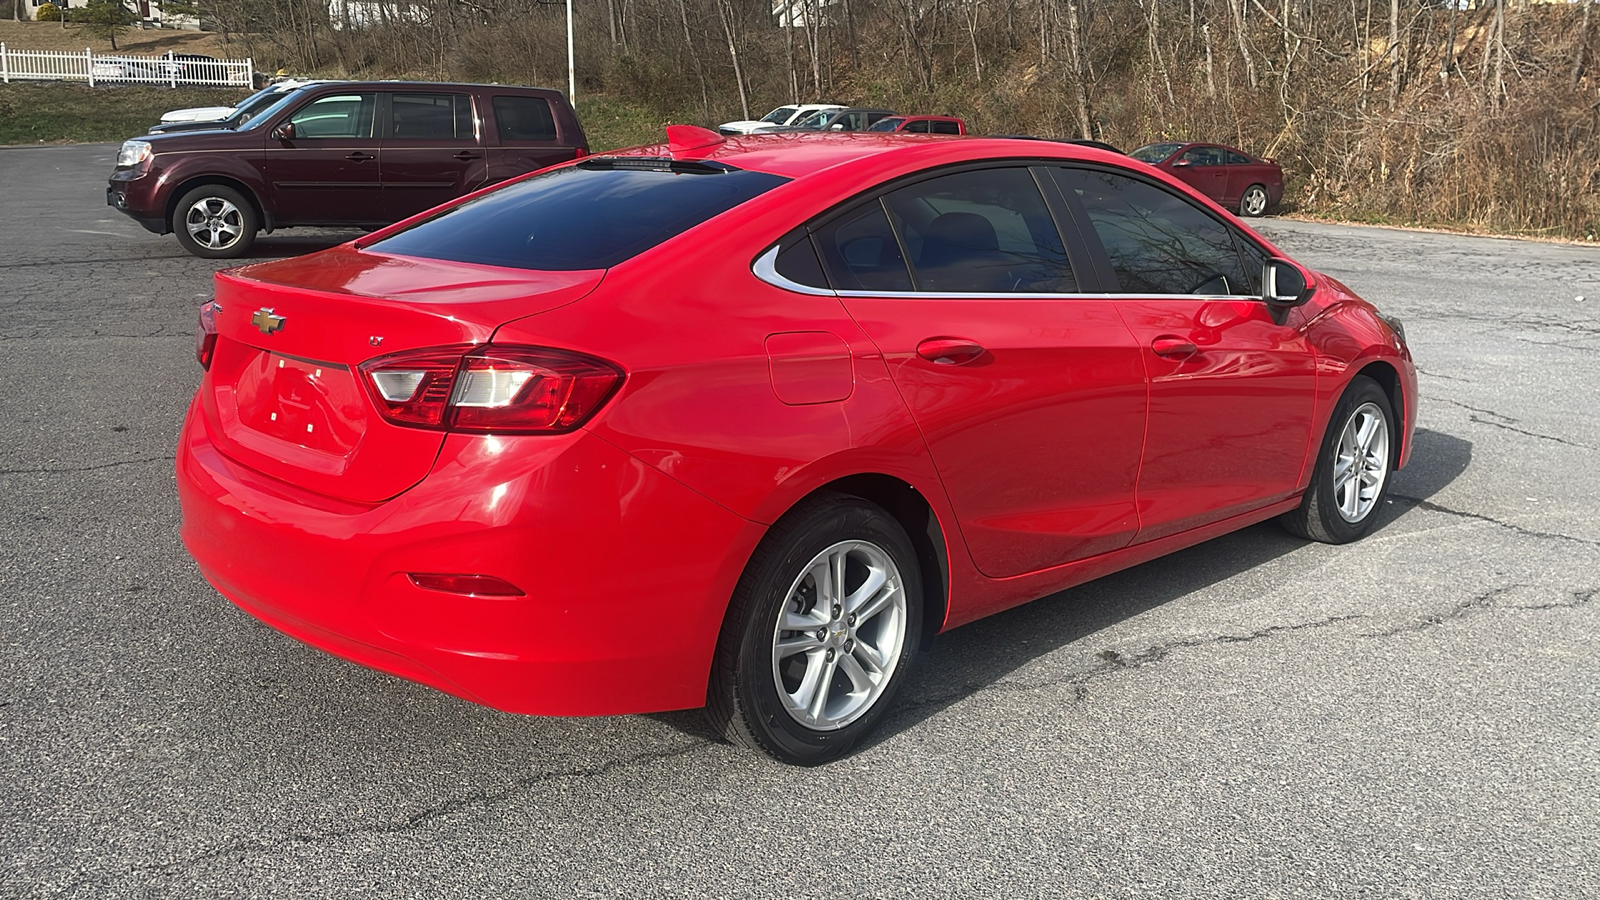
[108,81,588,258]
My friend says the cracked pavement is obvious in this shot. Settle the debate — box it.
[2,146,1597,899]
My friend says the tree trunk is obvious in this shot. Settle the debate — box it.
[1573,0,1590,86]
[716,0,750,120]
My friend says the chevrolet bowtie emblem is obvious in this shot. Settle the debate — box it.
[251,308,286,335]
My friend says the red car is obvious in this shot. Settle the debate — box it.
[1131,141,1283,217]
[867,115,968,135]
[178,128,1415,764]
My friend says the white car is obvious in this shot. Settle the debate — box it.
[718,103,843,135]
[158,79,324,124]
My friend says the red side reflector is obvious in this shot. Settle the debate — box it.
[407,573,526,598]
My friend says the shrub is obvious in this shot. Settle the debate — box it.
[35,3,62,21]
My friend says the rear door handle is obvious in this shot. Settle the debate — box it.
[453,151,482,160]
[916,338,986,365]
[1151,336,1198,358]
[345,151,376,162]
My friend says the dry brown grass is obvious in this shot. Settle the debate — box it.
[0,18,231,56]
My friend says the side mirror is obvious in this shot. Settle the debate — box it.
[1171,159,1192,168]
[271,121,296,141]
[829,123,846,131]
[1262,257,1315,313]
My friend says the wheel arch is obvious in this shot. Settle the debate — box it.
[165,175,268,234]
[748,473,951,651]
[1352,359,1405,466]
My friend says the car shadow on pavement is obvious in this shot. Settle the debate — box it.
[648,428,1473,753]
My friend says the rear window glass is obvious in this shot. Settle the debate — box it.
[367,161,790,270]
[493,96,558,142]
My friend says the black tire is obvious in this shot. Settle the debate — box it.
[173,185,258,259]
[707,492,923,765]
[1281,375,1396,544]
[1239,183,1270,217]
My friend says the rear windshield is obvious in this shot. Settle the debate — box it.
[367,160,790,270]
[1131,142,1183,163]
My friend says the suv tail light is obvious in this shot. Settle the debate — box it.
[358,345,623,434]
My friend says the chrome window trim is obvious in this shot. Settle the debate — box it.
[751,244,839,297]
[753,237,1266,303]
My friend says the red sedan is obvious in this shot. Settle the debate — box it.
[178,128,1414,764]
[1131,141,1284,217]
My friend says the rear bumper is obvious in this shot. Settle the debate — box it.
[176,397,763,716]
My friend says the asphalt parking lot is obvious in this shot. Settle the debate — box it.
[2,143,1597,899]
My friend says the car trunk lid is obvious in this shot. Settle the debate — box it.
[200,247,603,503]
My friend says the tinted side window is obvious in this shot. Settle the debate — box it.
[1181,146,1223,166]
[389,92,473,140]
[773,233,829,290]
[883,167,1075,293]
[289,93,377,139]
[1225,150,1253,165]
[1056,168,1250,295]
[369,163,788,270]
[905,120,931,134]
[493,96,558,142]
[813,201,913,292]
[930,120,962,135]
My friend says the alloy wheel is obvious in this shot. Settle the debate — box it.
[185,196,245,251]
[1332,401,1389,523]
[770,540,908,731]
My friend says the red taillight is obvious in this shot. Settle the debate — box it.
[573,147,589,159]
[358,345,623,434]
[196,301,219,370]
[408,573,526,598]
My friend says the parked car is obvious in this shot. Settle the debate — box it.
[109,81,588,258]
[867,115,967,135]
[154,78,336,129]
[158,53,222,80]
[151,80,341,134]
[90,58,163,82]
[177,127,1415,765]
[1131,141,1283,217]
[760,107,897,133]
[719,103,843,135]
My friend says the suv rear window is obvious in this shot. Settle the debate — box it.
[493,96,558,142]
[367,160,789,270]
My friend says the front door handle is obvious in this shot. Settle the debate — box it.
[345,151,376,162]
[453,151,482,160]
[916,338,986,365]
[1151,336,1198,358]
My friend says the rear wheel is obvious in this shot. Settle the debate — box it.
[708,493,922,765]
[174,185,257,259]
[1281,375,1395,543]
[1240,183,1269,217]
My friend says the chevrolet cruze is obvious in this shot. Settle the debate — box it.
[177,127,1416,764]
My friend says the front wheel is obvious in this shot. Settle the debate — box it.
[707,493,923,765]
[173,185,258,259]
[1240,183,1270,217]
[1281,375,1395,543]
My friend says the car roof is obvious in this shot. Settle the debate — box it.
[607,131,1123,181]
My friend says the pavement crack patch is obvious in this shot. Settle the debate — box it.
[1389,494,1600,547]
[896,615,1367,718]
[1433,398,1595,449]
[52,741,709,897]
[1362,585,1517,637]
[0,455,176,476]
[1508,587,1598,613]
[1096,615,1368,668]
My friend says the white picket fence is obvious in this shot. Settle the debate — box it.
[0,44,253,87]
